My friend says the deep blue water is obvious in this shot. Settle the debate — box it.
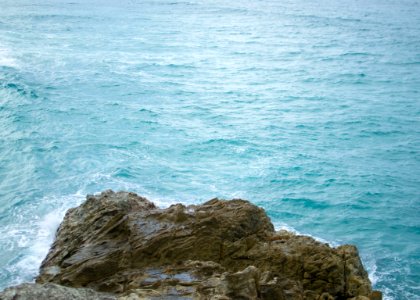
[0,0,419,298]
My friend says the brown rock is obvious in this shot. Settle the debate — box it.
[0,283,115,300]
[369,290,383,300]
[216,266,260,299]
[1,190,377,299]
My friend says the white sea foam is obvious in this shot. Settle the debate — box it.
[1,192,86,288]
[0,47,18,68]
[366,259,378,286]
[9,211,64,284]
[273,222,339,247]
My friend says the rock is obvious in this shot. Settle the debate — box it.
[215,266,260,299]
[0,190,381,299]
[369,290,383,300]
[0,283,115,300]
[348,296,370,300]
[337,245,372,298]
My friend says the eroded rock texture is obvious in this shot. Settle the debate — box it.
[2,190,381,299]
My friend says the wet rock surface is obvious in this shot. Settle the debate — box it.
[1,190,381,299]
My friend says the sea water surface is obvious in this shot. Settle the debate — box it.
[0,0,419,298]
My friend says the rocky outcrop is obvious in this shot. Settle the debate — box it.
[1,190,381,299]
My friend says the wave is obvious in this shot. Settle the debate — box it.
[0,192,85,290]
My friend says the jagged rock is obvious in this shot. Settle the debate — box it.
[1,190,381,299]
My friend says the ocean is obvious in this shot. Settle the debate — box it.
[0,0,419,298]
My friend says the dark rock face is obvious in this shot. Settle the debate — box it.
[2,190,382,299]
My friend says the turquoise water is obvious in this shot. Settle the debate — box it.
[0,0,419,298]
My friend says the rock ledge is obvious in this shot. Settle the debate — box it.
[0,190,382,300]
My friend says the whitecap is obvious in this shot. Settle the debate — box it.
[0,47,18,68]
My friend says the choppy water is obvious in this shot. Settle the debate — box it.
[0,0,419,298]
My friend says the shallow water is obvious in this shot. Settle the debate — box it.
[0,0,419,298]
